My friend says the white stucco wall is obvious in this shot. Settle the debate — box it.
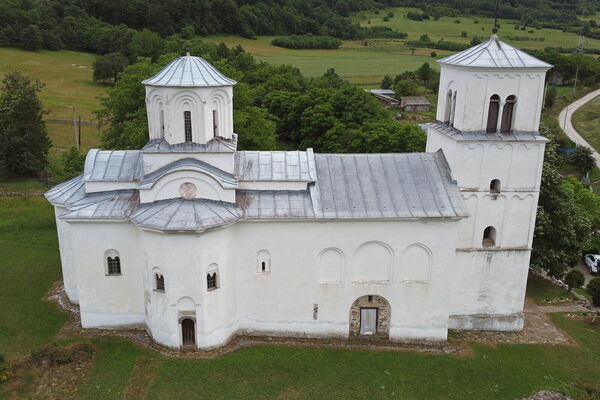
[54,206,78,303]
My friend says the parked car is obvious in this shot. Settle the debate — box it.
[584,254,600,274]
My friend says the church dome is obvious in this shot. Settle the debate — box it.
[142,54,237,87]
[438,35,552,69]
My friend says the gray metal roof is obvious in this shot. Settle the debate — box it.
[139,158,238,189]
[83,150,144,182]
[142,55,237,87]
[428,121,549,142]
[235,151,316,182]
[237,190,315,219]
[401,96,430,105]
[142,137,237,153]
[131,198,240,231]
[312,152,466,219]
[45,175,87,206]
[60,191,139,220]
[369,89,395,95]
[438,36,552,69]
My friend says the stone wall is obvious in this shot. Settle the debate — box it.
[349,295,390,338]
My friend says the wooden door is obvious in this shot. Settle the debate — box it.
[181,318,195,346]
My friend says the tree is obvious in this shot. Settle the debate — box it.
[587,277,600,306]
[419,34,431,42]
[545,86,557,108]
[380,74,393,89]
[471,36,482,46]
[128,29,165,61]
[62,146,86,178]
[416,62,434,85]
[393,79,418,97]
[531,128,593,277]
[0,72,50,175]
[234,106,277,150]
[569,145,596,175]
[20,24,43,50]
[564,269,585,291]
[93,52,130,83]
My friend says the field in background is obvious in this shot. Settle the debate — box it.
[572,95,600,153]
[353,7,600,51]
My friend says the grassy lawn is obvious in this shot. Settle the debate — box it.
[572,94,600,153]
[526,275,574,305]
[0,47,106,121]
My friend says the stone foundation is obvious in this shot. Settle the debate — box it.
[448,313,524,331]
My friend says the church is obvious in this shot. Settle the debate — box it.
[46,36,552,349]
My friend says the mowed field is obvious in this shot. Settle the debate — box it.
[2,197,600,399]
[572,95,600,153]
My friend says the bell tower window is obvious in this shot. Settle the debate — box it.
[501,95,516,134]
[486,95,500,133]
[212,110,218,137]
[184,111,192,142]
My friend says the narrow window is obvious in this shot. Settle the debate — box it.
[155,273,165,292]
[107,256,121,275]
[159,106,165,136]
[444,90,452,123]
[207,272,218,290]
[184,111,192,142]
[261,261,266,272]
[490,179,501,194]
[501,95,516,134]
[482,226,496,247]
[212,110,218,137]
[257,250,271,274]
[486,95,500,133]
[449,91,457,127]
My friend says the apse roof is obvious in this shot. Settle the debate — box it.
[141,55,237,87]
[438,35,552,69]
[83,150,144,182]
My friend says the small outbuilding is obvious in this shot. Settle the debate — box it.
[400,96,431,112]
[367,89,400,107]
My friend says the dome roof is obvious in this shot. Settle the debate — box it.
[438,35,552,69]
[142,54,237,87]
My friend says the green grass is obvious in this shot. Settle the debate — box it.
[0,197,68,358]
[572,94,600,153]
[526,275,573,305]
[0,47,106,120]
[573,287,594,303]
[353,7,600,51]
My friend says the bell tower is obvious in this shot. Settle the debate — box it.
[142,53,237,146]
[426,36,552,331]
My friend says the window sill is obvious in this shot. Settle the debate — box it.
[207,287,219,292]
[154,289,165,293]
[105,274,122,277]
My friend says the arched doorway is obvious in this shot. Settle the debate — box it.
[181,318,195,346]
[349,295,390,339]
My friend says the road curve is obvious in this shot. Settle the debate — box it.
[558,88,600,167]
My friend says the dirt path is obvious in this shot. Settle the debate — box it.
[558,88,600,167]
[120,355,161,400]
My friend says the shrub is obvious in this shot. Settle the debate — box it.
[0,354,12,384]
[588,277,600,306]
[62,146,86,177]
[430,51,437,57]
[271,34,342,49]
[569,145,596,174]
[454,19,461,24]
[565,269,585,291]
[419,34,431,42]
[545,86,557,108]
[461,31,467,37]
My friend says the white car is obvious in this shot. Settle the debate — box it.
[584,254,600,274]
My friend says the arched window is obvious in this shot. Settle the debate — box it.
[104,250,121,276]
[501,95,516,133]
[212,110,218,137]
[444,90,452,123]
[486,95,500,133]
[490,179,501,194]
[155,273,165,292]
[184,111,192,142]
[256,250,271,274]
[207,272,218,290]
[159,105,165,136]
[449,91,457,127]
[482,226,497,247]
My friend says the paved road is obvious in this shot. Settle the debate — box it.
[558,88,600,167]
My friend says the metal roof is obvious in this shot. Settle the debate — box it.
[401,96,430,105]
[369,89,396,95]
[438,35,552,69]
[142,137,237,153]
[83,150,144,182]
[142,55,237,87]
[45,175,87,206]
[237,190,315,219]
[139,158,238,189]
[428,121,549,142]
[60,191,139,220]
[131,198,240,231]
[312,152,467,219]
[235,151,316,182]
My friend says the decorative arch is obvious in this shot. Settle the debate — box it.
[486,94,500,133]
[150,170,225,202]
[207,89,230,138]
[348,295,390,338]
[501,95,517,133]
[352,241,392,283]
[317,247,344,284]
[399,243,432,283]
[176,296,196,311]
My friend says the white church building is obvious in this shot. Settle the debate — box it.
[46,36,551,349]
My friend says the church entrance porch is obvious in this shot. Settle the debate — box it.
[181,318,195,346]
[349,295,390,339]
